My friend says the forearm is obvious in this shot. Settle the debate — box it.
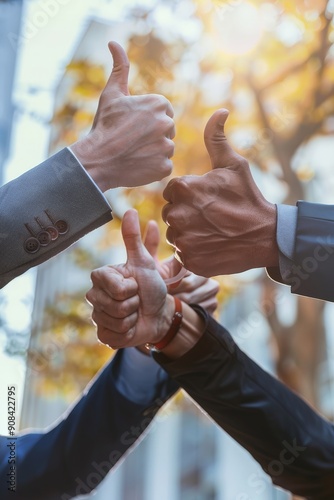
[154,306,334,499]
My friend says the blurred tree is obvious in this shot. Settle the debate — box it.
[27,294,111,401]
[126,0,334,414]
[31,1,334,426]
[214,0,334,410]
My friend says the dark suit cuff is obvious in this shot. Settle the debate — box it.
[290,200,334,301]
[153,305,234,373]
[268,201,334,302]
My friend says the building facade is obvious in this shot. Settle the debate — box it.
[0,0,23,185]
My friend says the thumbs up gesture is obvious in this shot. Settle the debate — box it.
[71,42,175,192]
[86,209,174,349]
[86,209,220,349]
[162,109,278,278]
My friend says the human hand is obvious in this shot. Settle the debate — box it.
[143,219,219,314]
[71,41,175,192]
[85,209,174,349]
[162,109,278,277]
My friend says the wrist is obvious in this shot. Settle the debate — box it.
[160,302,205,359]
[263,202,279,267]
[149,295,176,348]
[70,138,110,192]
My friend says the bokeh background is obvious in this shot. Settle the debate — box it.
[1,0,334,499]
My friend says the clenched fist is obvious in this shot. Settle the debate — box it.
[71,41,175,191]
[162,109,278,277]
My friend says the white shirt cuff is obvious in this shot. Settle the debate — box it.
[277,204,298,278]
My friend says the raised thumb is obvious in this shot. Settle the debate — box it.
[122,209,149,265]
[204,109,238,169]
[104,41,130,98]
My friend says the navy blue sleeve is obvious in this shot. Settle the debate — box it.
[0,351,179,500]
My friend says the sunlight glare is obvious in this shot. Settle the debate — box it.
[214,1,264,55]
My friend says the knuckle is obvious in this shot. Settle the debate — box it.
[117,301,131,319]
[118,317,132,334]
[97,331,111,347]
[124,328,135,343]
[161,203,170,223]
[85,290,93,304]
[165,226,175,245]
[114,281,129,301]
[116,286,127,301]
[156,94,169,107]
[146,93,165,106]
[167,138,175,153]
[161,116,173,128]
[161,159,173,177]
[90,310,97,325]
[90,269,100,283]
[165,210,179,227]
[176,176,192,193]
[235,156,249,169]
[209,279,220,293]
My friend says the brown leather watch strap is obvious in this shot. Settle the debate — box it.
[145,297,183,352]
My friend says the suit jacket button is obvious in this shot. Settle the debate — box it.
[55,220,68,234]
[24,237,40,253]
[45,226,59,240]
[37,231,51,246]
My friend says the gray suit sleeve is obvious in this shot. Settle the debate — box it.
[0,148,112,288]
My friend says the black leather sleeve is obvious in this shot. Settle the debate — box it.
[154,305,334,499]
